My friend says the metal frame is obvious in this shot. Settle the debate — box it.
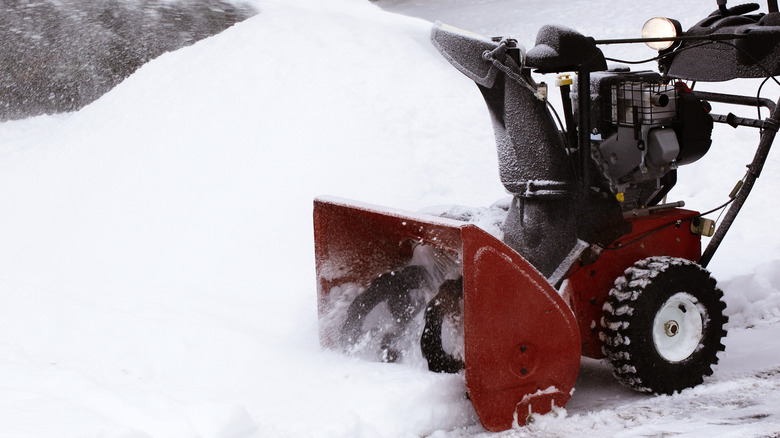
[699,93,780,266]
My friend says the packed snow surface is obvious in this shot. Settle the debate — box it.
[0,0,779,436]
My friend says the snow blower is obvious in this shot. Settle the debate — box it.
[315,0,780,431]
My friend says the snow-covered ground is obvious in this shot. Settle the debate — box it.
[0,0,778,436]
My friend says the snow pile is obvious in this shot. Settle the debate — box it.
[723,260,780,328]
[0,0,490,436]
[0,0,778,436]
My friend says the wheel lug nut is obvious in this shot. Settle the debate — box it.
[664,320,679,337]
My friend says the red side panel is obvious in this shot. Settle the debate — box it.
[461,225,580,431]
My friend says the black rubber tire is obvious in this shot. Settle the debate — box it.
[600,256,728,394]
[341,265,429,363]
[421,277,465,373]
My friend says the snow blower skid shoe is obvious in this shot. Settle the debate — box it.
[314,197,580,431]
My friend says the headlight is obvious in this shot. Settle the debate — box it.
[642,17,682,50]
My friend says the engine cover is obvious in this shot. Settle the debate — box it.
[585,71,712,209]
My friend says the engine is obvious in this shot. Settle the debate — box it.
[586,71,714,210]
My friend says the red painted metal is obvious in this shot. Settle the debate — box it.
[567,208,702,359]
[313,198,463,293]
[461,225,580,431]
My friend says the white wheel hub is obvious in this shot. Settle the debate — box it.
[653,292,704,362]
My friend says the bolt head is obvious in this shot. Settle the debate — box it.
[664,320,679,337]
